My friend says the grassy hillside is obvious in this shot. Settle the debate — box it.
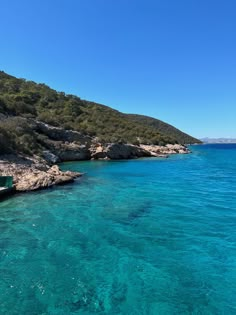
[0,71,200,155]
[127,114,200,144]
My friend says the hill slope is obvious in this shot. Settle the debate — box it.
[0,71,200,155]
[127,114,199,144]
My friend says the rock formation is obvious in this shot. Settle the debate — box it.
[140,144,190,156]
[90,143,151,160]
[33,120,91,144]
[0,134,190,194]
[0,155,81,192]
[90,143,189,160]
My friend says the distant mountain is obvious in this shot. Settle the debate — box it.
[201,138,236,144]
[0,70,201,156]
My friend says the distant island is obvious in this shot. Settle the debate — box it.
[0,71,201,194]
[201,138,236,144]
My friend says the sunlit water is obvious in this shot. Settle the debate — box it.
[1,144,236,314]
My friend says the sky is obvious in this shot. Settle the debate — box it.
[0,0,235,138]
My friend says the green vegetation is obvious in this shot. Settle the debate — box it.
[127,114,200,144]
[0,71,200,155]
[0,117,42,155]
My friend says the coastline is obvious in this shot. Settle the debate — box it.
[0,143,189,196]
[0,155,81,195]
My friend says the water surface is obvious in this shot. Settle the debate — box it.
[0,144,236,314]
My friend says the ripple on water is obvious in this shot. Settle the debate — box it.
[1,144,236,314]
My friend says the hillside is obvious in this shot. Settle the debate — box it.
[127,114,200,144]
[0,71,200,156]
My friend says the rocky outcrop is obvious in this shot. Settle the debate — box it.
[15,165,80,192]
[33,120,190,160]
[41,140,91,163]
[106,144,151,159]
[140,144,190,156]
[90,143,190,160]
[42,150,60,164]
[55,143,91,161]
[0,155,81,192]
[90,143,152,160]
[0,137,190,195]
[34,120,92,144]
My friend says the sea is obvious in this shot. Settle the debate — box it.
[0,144,236,315]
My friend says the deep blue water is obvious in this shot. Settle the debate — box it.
[1,144,236,314]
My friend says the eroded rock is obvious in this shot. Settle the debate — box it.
[90,143,151,160]
[0,156,81,192]
[42,150,60,164]
[140,144,190,156]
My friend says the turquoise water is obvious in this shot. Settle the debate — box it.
[1,144,236,314]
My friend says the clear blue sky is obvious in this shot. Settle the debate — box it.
[0,0,235,138]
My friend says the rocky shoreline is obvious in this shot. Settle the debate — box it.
[32,120,190,163]
[89,143,190,160]
[0,143,189,194]
[0,155,81,193]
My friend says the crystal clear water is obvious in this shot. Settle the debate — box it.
[1,144,236,314]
